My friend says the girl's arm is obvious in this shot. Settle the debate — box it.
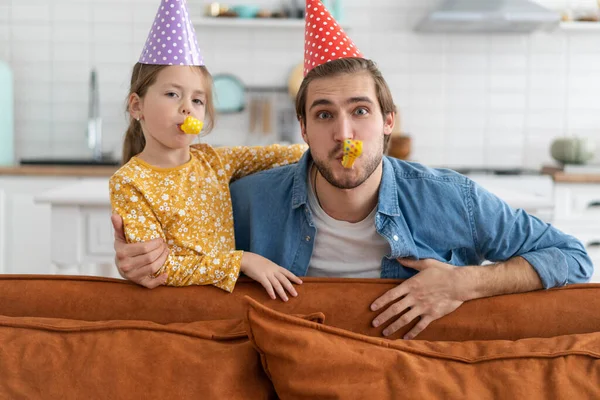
[216,143,308,181]
[109,176,242,292]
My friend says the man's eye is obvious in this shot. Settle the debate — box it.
[317,111,331,119]
[355,107,368,116]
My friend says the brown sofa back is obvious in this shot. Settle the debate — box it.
[1,275,599,341]
[1,275,600,399]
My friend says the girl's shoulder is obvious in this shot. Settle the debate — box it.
[109,157,158,184]
[190,143,218,158]
[110,159,139,180]
[191,143,240,164]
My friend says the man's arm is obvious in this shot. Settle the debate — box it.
[370,179,592,340]
[470,181,593,287]
[459,255,542,301]
[111,214,169,288]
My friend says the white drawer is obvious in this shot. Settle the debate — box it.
[553,224,600,247]
[554,183,600,221]
[553,223,600,282]
[589,248,600,283]
[86,209,114,257]
[590,256,600,283]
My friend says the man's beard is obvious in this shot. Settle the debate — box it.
[310,134,384,190]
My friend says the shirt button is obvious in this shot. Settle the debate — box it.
[305,236,311,242]
[393,235,399,241]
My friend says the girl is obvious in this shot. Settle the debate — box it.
[109,61,306,301]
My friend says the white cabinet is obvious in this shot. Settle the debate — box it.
[35,178,120,279]
[0,176,79,274]
[552,182,600,283]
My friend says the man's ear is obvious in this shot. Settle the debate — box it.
[383,112,395,136]
[128,93,143,120]
[300,118,308,144]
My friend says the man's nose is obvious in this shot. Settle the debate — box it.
[333,115,353,142]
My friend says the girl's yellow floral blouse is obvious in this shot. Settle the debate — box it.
[109,143,307,292]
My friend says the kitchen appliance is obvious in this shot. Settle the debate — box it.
[415,0,561,33]
[0,60,14,166]
[213,74,246,113]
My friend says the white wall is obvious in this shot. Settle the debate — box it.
[1,0,599,169]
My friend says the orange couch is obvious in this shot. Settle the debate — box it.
[1,275,599,399]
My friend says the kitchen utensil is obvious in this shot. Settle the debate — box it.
[262,98,272,135]
[387,134,412,160]
[248,97,260,133]
[0,60,14,166]
[288,0,304,18]
[287,62,304,99]
[550,137,597,165]
[213,74,246,113]
[231,5,260,18]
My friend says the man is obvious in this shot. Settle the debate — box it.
[112,0,593,340]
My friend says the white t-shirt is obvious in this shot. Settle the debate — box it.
[306,167,390,278]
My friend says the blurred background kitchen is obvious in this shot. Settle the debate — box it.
[1,0,600,167]
[0,0,599,278]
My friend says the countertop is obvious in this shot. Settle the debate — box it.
[0,165,119,177]
[541,166,600,184]
[3,163,599,183]
[36,178,110,206]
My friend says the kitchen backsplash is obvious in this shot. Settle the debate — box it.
[0,0,599,168]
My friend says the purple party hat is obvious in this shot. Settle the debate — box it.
[139,0,204,66]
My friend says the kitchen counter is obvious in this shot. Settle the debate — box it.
[541,166,600,183]
[0,165,119,177]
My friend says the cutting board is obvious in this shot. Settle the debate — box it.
[0,60,14,166]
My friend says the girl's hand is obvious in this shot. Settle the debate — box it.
[241,252,303,301]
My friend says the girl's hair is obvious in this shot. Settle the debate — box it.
[122,63,215,164]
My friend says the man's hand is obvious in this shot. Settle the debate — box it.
[111,213,169,288]
[370,258,464,340]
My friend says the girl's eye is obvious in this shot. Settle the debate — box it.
[193,99,205,105]
[317,111,332,119]
[166,92,178,98]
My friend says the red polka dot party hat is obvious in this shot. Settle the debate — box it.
[304,0,363,76]
[139,0,204,66]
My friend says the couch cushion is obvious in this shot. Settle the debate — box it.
[245,297,600,400]
[0,312,322,399]
[1,275,600,341]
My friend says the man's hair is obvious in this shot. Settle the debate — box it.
[295,57,397,151]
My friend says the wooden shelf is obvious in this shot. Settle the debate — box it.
[193,17,306,29]
[192,17,350,30]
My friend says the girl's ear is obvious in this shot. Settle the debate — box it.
[129,93,143,120]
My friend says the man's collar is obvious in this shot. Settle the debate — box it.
[291,151,313,209]
[378,157,401,217]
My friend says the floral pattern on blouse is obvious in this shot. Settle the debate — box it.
[109,143,307,292]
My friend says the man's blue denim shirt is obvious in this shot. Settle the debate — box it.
[230,151,593,289]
